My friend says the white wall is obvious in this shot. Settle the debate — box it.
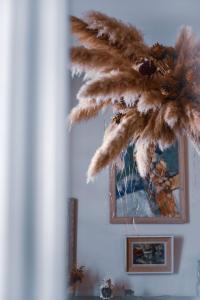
[70,0,200,296]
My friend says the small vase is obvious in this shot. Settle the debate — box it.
[68,282,79,297]
[100,279,113,299]
[68,285,74,296]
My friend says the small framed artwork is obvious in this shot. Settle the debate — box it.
[110,137,188,224]
[126,236,174,274]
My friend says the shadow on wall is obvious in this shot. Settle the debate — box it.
[77,269,101,296]
[113,278,133,297]
[174,236,184,274]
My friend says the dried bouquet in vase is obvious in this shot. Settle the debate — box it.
[69,265,85,286]
[69,11,200,182]
[69,265,85,296]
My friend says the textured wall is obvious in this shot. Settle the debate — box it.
[70,0,200,296]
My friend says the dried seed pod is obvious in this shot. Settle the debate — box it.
[160,84,171,96]
[150,43,167,60]
[138,59,157,76]
[112,112,125,124]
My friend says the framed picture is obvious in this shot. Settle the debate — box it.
[126,236,174,274]
[110,137,188,224]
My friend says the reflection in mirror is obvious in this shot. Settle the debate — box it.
[68,0,200,298]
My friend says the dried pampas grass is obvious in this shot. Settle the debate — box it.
[87,109,138,181]
[135,140,156,178]
[85,11,148,61]
[69,99,111,125]
[71,47,129,76]
[69,11,200,181]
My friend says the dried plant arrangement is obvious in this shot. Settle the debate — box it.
[69,265,85,296]
[69,11,200,182]
[69,265,85,286]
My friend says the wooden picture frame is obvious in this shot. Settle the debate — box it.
[110,137,188,224]
[68,198,78,274]
[126,236,174,274]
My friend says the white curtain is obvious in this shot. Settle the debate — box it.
[0,1,70,300]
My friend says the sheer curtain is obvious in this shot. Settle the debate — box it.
[0,1,70,300]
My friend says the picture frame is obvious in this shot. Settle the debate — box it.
[126,236,174,274]
[110,137,188,224]
[68,198,78,274]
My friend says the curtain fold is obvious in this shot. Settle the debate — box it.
[0,1,70,300]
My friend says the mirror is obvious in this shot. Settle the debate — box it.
[68,0,200,298]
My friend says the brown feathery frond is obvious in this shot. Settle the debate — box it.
[137,92,163,113]
[71,47,131,77]
[175,26,200,81]
[135,140,156,178]
[139,106,176,149]
[164,101,180,129]
[71,16,115,52]
[86,11,144,43]
[103,120,119,142]
[139,111,157,141]
[71,15,133,63]
[158,128,176,151]
[181,101,200,141]
[69,99,111,125]
[154,105,177,147]
[175,26,196,64]
[85,11,149,61]
[71,13,149,63]
[77,71,158,106]
[87,109,142,181]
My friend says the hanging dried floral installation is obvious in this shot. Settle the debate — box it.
[69,11,200,183]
